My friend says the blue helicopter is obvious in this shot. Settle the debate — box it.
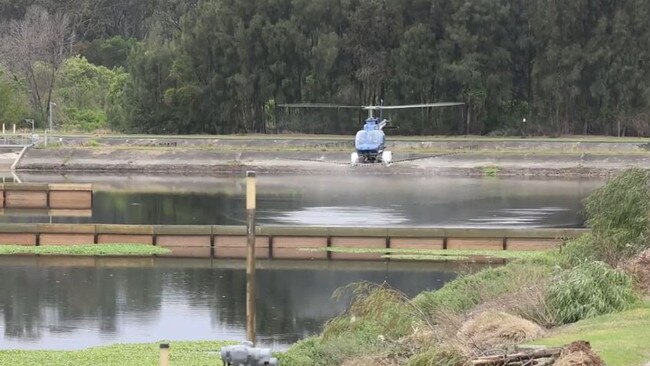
[278,101,465,165]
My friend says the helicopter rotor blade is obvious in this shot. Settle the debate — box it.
[276,103,361,109]
[367,102,465,110]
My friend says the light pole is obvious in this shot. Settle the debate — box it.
[49,102,57,132]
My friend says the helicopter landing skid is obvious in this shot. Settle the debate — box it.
[351,151,392,166]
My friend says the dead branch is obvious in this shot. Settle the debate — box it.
[471,347,562,366]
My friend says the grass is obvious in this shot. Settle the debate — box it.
[0,244,171,256]
[532,302,650,366]
[483,165,500,176]
[0,340,233,366]
[303,247,555,261]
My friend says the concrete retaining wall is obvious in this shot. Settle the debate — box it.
[0,224,586,260]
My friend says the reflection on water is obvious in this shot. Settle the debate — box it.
[465,207,570,226]
[265,206,410,226]
[0,257,467,350]
[6,173,602,227]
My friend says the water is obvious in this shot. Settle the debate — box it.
[8,173,602,227]
[0,173,601,350]
[0,257,468,350]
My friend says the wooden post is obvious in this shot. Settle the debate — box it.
[2,124,4,134]
[12,124,15,134]
[159,343,169,366]
[246,170,257,345]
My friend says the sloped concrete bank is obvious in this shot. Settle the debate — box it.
[16,147,650,177]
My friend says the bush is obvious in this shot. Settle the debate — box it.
[581,168,650,264]
[547,261,638,324]
[413,263,551,317]
[406,347,464,366]
[62,107,107,132]
[279,283,418,366]
[560,233,599,266]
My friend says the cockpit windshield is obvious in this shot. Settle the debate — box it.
[355,129,385,151]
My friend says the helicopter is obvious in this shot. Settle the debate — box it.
[277,101,465,165]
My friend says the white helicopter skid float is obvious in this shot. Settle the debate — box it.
[277,102,465,166]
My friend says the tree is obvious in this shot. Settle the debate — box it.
[0,6,71,126]
[0,67,29,124]
[55,56,127,131]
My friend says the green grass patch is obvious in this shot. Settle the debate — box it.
[483,165,500,176]
[303,246,555,261]
[0,340,233,366]
[0,244,170,256]
[532,302,650,366]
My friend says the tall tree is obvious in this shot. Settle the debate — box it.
[0,6,71,126]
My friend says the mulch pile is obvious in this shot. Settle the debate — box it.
[554,341,605,366]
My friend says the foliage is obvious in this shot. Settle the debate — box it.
[4,0,650,135]
[55,56,127,131]
[114,0,650,135]
[0,244,170,256]
[562,168,650,265]
[406,348,464,366]
[279,282,419,366]
[78,36,137,69]
[533,302,650,366]
[547,261,638,324]
[0,6,71,126]
[0,340,232,366]
[482,165,500,176]
[585,169,650,259]
[0,68,29,124]
[413,263,551,316]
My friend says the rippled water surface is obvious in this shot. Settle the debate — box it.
[0,173,604,350]
[8,173,602,227]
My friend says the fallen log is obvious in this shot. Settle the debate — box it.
[471,348,562,366]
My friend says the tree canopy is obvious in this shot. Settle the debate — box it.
[0,0,649,135]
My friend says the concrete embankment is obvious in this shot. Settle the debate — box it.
[15,146,650,176]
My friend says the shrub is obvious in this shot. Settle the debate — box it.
[560,233,599,266]
[547,261,638,324]
[413,263,551,317]
[581,168,650,264]
[406,347,464,366]
[280,282,418,366]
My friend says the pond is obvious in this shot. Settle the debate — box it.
[8,173,602,227]
[0,257,475,350]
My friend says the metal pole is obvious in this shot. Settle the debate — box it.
[466,104,471,135]
[246,171,257,345]
[49,103,52,132]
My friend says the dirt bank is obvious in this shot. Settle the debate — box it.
[16,146,650,176]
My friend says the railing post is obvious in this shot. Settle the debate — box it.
[246,171,257,345]
[159,343,169,366]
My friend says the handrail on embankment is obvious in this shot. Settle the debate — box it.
[10,145,29,171]
[0,223,587,260]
